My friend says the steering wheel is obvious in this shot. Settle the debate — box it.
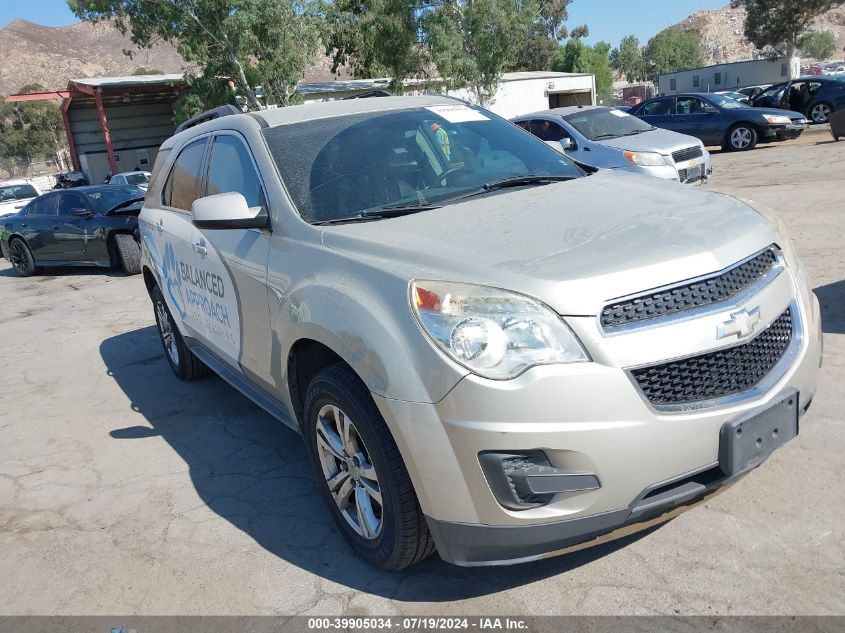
[437,166,474,187]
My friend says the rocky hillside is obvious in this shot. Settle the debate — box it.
[676,3,845,65]
[0,19,350,96]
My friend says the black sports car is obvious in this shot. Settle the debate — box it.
[0,185,145,277]
[629,92,808,151]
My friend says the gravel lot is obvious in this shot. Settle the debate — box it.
[1,127,843,616]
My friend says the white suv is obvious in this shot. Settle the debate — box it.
[140,96,821,569]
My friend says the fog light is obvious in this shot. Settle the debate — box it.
[479,451,601,511]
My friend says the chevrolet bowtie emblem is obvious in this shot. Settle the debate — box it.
[717,306,761,340]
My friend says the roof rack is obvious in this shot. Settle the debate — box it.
[174,104,242,134]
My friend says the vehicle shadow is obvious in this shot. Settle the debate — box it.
[100,326,657,601]
[814,282,845,335]
[0,266,125,278]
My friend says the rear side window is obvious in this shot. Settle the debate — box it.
[163,139,206,211]
[29,195,57,216]
[206,135,266,210]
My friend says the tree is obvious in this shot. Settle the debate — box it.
[642,27,703,81]
[730,0,842,59]
[553,39,614,103]
[424,0,537,105]
[507,0,589,72]
[68,0,321,118]
[798,30,837,60]
[610,34,645,83]
[0,84,67,176]
[321,0,427,93]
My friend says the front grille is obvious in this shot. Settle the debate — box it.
[601,247,778,329]
[631,307,793,406]
[678,167,703,183]
[672,146,704,163]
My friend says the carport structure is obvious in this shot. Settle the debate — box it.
[6,74,187,185]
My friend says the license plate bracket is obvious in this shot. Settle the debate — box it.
[719,390,799,477]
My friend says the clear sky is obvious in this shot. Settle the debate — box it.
[0,0,731,48]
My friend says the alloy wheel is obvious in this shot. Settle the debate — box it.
[811,103,831,124]
[730,127,752,149]
[9,241,28,274]
[155,300,180,367]
[315,404,383,540]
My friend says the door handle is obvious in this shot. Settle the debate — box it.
[154,218,164,233]
[192,240,207,257]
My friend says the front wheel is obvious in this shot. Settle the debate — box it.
[8,238,41,277]
[114,233,141,275]
[151,285,211,380]
[303,364,435,570]
[809,102,832,124]
[726,124,758,151]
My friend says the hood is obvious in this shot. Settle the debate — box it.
[321,171,780,316]
[597,127,702,154]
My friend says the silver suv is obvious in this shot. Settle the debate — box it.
[140,96,821,569]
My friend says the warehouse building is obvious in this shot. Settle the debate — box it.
[657,57,800,95]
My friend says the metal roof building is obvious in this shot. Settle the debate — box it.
[6,74,186,185]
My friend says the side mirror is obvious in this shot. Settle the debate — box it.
[192,192,268,230]
[558,137,573,150]
[70,208,93,217]
[544,139,569,153]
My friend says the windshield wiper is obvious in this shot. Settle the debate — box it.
[446,175,574,203]
[310,203,441,226]
[106,195,146,214]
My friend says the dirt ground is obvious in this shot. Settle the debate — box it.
[0,127,843,616]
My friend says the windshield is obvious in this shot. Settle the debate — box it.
[262,105,583,223]
[0,184,37,202]
[125,173,150,185]
[86,186,146,213]
[706,94,746,109]
[562,108,654,140]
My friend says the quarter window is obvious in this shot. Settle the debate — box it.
[162,138,207,211]
[206,135,266,210]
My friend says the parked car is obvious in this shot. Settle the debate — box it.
[629,93,807,151]
[714,90,750,104]
[736,84,771,101]
[512,106,712,184]
[139,95,820,569]
[750,76,845,124]
[0,185,144,277]
[109,170,151,190]
[0,180,41,217]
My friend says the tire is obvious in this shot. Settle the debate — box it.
[725,124,758,151]
[151,285,211,380]
[114,233,141,275]
[303,363,436,570]
[8,238,41,277]
[809,102,832,124]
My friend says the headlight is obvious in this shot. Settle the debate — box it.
[763,114,791,124]
[410,281,589,380]
[623,150,666,167]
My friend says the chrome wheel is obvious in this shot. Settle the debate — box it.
[9,241,28,274]
[730,127,753,149]
[315,404,383,540]
[155,299,180,367]
[810,103,831,124]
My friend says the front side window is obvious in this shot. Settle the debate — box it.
[163,138,207,211]
[528,120,568,142]
[262,106,583,223]
[206,135,266,210]
[57,192,88,215]
[563,108,654,140]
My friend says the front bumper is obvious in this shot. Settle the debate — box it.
[762,123,807,141]
[374,266,821,566]
[636,152,712,184]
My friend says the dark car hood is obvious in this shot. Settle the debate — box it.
[322,170,780,315]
